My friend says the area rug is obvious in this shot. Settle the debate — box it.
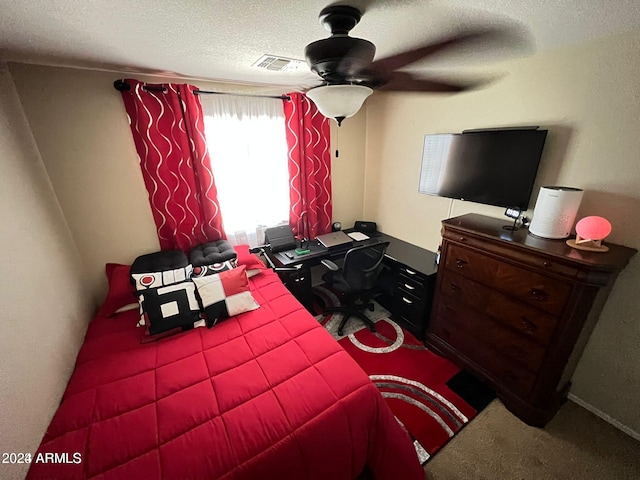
[313,284,495,463]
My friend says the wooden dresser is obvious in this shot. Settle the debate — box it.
[426,213,636,426]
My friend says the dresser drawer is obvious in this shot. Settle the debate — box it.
[441,270,559,345]
[444,243,498,284]
[445,244,572,316]
[430,308,537,396]
[444,228,582,279]
[439,269,490,311]
[435,296,547,372]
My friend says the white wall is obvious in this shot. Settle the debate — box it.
[364,30,640,433]
[330,108,367,229]
[9,65,161,307]
[0,65,93,480]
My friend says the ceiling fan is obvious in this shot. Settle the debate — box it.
[302,4,521,125]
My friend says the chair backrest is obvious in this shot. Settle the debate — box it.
[342,241,390,291]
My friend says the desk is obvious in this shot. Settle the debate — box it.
[265,231,438,339]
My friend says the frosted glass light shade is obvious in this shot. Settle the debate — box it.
[306,85,373,124]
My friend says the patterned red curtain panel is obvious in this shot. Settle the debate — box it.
[120,79,226,251]
[283,93,332,239]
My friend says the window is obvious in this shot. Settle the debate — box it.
[200,95,290,247]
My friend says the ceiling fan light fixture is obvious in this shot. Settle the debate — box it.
[306,84,373,126]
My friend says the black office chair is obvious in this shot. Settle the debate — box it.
[321,241,390,337]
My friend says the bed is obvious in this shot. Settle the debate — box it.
[26,248,423,479]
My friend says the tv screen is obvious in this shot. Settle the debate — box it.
[418,129,548,210]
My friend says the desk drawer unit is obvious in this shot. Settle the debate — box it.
[383,259,435,340]
[426,214,636,427]
[280,268,313,310]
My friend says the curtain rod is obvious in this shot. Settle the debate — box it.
[113,79,290,101]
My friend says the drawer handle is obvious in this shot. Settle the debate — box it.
[520,316,538,331]
[404,268,417,275]
[543,261,552,268]
[455,258,468,268]
[530,288,548,301]
[402,296,413,304]
[403,283,416,290]
[449,282,461,291]
[459,236,467,242]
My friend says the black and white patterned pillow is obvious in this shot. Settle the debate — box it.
[131,264,194,291]
[190,260,236,278]
[132,265,194,327]
[138,281,204,338]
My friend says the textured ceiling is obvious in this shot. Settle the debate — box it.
[1,0,640,93]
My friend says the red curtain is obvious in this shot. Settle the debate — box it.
[120,79,226,251]
[283,93,332,239]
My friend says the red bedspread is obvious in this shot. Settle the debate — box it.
[27,268,423,479]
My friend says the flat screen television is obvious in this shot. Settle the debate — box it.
[418,129,548,210]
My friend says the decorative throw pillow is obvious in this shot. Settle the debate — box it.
[138,281,205,339]
[131,264,194,291]
[131,265,194,326]
[192,265,260,328]
[96,263,137,317]
[234,244,267,278]
[190,260,236,278]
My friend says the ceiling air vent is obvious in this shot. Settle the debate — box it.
[252,55,307,72]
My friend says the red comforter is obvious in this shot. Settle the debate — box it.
[27,268,423,479]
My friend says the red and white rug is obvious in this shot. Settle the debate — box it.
[313,284,494,463]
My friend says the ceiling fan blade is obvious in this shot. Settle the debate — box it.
[377,71,490,92]
[369,26,518,75]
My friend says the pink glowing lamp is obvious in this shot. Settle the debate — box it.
[566,216,612,252]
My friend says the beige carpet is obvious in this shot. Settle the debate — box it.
[424,399,640,479]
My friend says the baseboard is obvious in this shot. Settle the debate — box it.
[567,393,640,441]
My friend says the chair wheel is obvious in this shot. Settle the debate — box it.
[338,328,344,336]
[367,303,374,312]
[369,325,376,333]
